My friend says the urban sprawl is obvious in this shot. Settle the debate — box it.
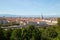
[0,16,57,30]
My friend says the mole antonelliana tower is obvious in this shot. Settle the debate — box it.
[41,13,43,20]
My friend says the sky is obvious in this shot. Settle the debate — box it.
[0,0,60,16]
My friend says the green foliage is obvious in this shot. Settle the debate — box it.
[58,18,60,26]
[22,25,42,40]
[0,27,5,40]
[4,29,13,40]
[22,29,32,40]
[42,28,58,40]
[10,29,22,40]
[0,24,60,40]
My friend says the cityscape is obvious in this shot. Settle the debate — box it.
[0,0,60,40]
[0,15,57,29]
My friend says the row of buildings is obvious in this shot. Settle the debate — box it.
[0,17,57,27]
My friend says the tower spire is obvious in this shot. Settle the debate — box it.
[41,13,43,19]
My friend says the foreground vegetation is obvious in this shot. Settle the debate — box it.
[0,25,60,40]
[0,18,60,40]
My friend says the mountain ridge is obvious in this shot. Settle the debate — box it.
[0,14,59,18]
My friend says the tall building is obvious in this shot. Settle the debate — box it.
[41,13,43,19]
[0,17,8,24]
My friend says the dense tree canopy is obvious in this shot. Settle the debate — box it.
[4,29,13,40]
[10,29,22,40]
[0,24,60,40]
[0,27,5,40]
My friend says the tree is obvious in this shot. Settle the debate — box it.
[0,27,5,40]
[22,28,32,40]
[32,28,41,40]
[41,28,58,40]
[21,25,35,40]
[4,29,13,40]
[10,29,22,40]
[23,25,42,40]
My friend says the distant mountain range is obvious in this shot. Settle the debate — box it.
[0,14,18,17]
[0,14,60,18]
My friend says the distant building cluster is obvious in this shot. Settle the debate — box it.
[0,17,8,24]
[0,17,57,26]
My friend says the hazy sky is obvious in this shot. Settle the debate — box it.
[0,0,60,16]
